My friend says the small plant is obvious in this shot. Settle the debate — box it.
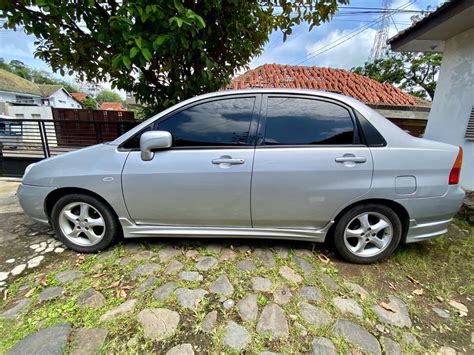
[257,295,270,307]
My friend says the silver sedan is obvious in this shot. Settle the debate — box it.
[17,89,465,263]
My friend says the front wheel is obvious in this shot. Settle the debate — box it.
[51,194,119,253]
[333,204,402,264]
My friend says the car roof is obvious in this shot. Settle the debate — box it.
[112,89,367,145]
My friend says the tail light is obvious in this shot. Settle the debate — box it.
[448,147,463,185]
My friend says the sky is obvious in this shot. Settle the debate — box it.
[0,0,446,92]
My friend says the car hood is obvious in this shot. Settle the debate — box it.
[22,144,129,187]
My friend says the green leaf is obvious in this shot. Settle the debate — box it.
[173,0,185,13]
[130,47,140,58]
[122,55,131,70]
[141,47,152,61]
[194,14,205,28]
[152,35,167,50]
[169,17,183,28]
[112,55,122,68]
[134,37,142,49]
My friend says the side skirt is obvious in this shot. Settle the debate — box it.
[119,218,333,243]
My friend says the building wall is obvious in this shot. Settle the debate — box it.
[424,28,474,191]
[49,89,82,109]
[4,104,57,147]
[0,91,42,105]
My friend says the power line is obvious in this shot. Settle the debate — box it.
[290,0,416,66]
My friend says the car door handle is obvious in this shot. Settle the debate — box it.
[212,158,245,165]
[335,156,367,163]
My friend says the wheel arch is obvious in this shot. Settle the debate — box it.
[327,198,410,242]
[44,187,120,222]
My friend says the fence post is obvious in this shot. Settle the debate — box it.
[0,141,3,177]
[38,121,50,158]
[41,121,51,157]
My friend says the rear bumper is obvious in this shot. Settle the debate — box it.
[17,183,56,224]
[397,185,465,243]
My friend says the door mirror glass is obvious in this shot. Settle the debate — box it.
[140,130,172,161]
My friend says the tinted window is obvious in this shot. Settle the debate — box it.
[355,111,386,146]
[264,97,355,145]
[157,97,255,147]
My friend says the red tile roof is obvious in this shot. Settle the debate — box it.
[99,102,127,111]
[229,64,418,106]
[71,92,89,102]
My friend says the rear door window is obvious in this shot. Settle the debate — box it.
[263,97,355,145]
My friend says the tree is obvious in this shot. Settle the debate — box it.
[82,97,99,110]
[96,90,123,103]
[0,1,347,112]
[351,52,442,100]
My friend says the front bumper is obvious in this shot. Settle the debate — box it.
[397,185,466,243]
[17,183,56,224]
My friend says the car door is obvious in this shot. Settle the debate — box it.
[121,95,260,226]
[251,95,373,229]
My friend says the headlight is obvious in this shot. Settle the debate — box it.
[23,163,37,179]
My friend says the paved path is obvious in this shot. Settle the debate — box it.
[0,180,466,354]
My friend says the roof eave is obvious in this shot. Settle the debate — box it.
[389,0,473,52]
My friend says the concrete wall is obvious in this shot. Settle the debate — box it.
[49,89,82,109]
[424,28,474,191]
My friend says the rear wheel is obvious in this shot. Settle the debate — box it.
[51,194,118,253]
[334,204,402,264]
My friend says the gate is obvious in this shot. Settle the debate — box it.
[0,116,138,177]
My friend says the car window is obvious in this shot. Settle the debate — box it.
[264,97,355,145]
[156,97,255,147]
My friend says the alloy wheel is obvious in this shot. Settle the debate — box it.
[343,212,393,258]
[58,202,106,246]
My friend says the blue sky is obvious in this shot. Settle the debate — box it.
[0,0,445,86]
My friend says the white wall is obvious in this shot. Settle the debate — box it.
[5,105,57,147]
[49,89,82,109]
[0,91,42,106]
[424,28,474,191]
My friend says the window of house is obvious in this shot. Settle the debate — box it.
[15,95,34,104]
[156,97,256,147]
[263,97,355,145]
[31,114,41,119]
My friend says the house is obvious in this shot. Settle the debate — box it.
[99,102,127,111]
[70,92,89,103]
[388,0,473,191]
[0,69,53,121]
[70,92,98,109]
[0,68,43,106]
[229,64,431,137]
[38,84,82,109]
[0,69,82,114]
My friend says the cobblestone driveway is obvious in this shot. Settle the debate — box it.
[0,180,470,354]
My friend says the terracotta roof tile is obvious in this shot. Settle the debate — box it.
[99,102,127,111]
[230,64,419,106]
[71,92,89,102]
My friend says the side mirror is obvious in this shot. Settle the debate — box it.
[140,130,172,161]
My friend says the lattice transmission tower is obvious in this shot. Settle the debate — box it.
[368,0,392,62]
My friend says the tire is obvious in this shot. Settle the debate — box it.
[333,204,402,264]
[51,193,119,253]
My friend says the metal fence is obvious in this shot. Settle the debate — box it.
[0,118,138,177]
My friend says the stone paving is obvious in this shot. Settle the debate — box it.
[0,180,468,354]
